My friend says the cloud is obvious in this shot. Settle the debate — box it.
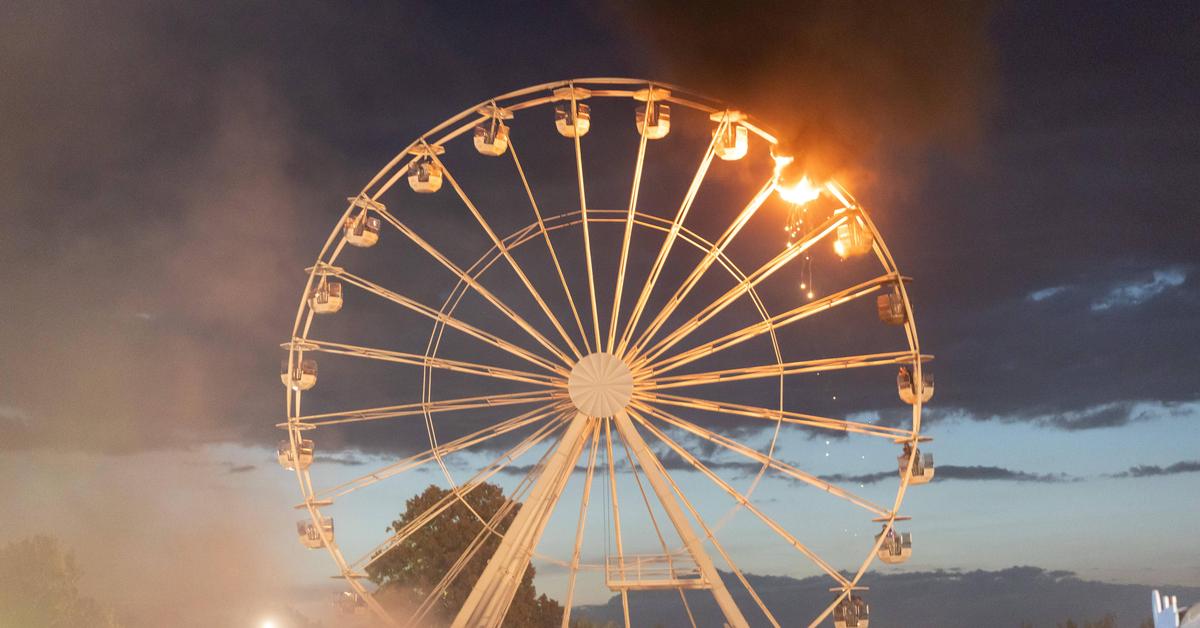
[1036,402,1138,431]
[1110,459,1200,478]
[820,465,1072,486]
[1027,286,1069,302]
[818,470,895,485]
[226,464,257,474]
[312,453,369,466]
[932,400,1199,437]
[1091,268,1188,311]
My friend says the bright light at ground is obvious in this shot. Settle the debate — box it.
[261,621,276,628]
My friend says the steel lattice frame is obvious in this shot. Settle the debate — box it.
[280,78,932,628]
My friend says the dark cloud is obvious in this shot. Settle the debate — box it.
[1037,403,1138,431]
[226,464,257,474]
[312,453,370,467]
[1111,459,1200,479]
[818,470,894,486]
[936,465,1072,483]
[820,465,1071,486]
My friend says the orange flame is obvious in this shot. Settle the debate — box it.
[777,175,822,205]
[773,154,823,205]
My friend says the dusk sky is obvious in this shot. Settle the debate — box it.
[1,2,1197,627]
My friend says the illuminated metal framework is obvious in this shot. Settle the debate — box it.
[279,78,935,628]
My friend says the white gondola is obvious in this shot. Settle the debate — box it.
[635,102,671,139]
[336,591,368,616]
[474,120,510,156]
[898,444,935,484]
[897,366,934,404]
[555,101,591,138]
[281,357,317,391]
[407,157,443,193]
[343,213,381,248]
[297,517,333,549]
[834,217,874,258]
[473,103,513,157]
[308,279,343,314]
[833,594,870,628]
[875,528,913,564]
[553,86,592,137]
[711,110,748,160]
[277,438,314,471]
[633,86,672,140]
[876,287,907,326]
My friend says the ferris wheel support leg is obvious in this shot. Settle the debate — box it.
[451,412,593,628]
[610,410,750,628]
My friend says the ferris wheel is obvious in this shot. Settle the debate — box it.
[278,78,936,628]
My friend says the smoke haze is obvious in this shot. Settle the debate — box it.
[604,1,994,183]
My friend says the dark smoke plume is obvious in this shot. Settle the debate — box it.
[604,0,995,182]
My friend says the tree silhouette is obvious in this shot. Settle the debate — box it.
[0,536,121,628]
[367,483,563,627]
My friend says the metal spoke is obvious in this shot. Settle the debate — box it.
[314,403,568,500]
[604,417,632,628]
[427,143,584,361]
[636,391,913,440]
[633,401,891,517]
[568,86,604,350]
[330,266,566,375]
[292,390,564,428]
[643,273,901,376]
[614,115,730,357]
[623,177,777,362]
[629,407,852,588]
[632,211,847,369]
[607,92,654,353]
[509,139,592,354]
[299,338,563,387]
[374,208,574,366]
[560,421,601,628]
[643,350,927,390]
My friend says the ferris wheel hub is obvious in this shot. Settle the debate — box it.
[567,352,634,417]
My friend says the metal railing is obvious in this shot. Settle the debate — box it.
[605,553,706,591]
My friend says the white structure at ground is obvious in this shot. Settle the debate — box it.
[1154,590,1200,628]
